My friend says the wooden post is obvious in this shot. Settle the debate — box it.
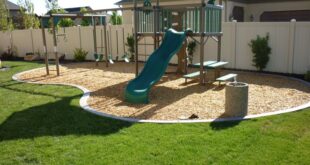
[216,0,223,78]
[156,0,160,49]
[134,0,139,76]
[153,4,157,50]
[122,27,126,58]
[51,16,60,76]
[218,0,223,62]
[176,11,186,74]
[217,37,222,62]
[103,20,109,67]
[199,1,206,85]
[116,29,119,59]
[40,17,49,75]
[93,17,99,66]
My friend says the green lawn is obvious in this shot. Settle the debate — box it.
[0,61,309,165]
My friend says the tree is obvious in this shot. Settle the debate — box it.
[80,7,90,26]
[109,12,122,25]
[45,0,74,28]
[0,0,14,31]
[45,0,60,14]
[18,0,40,29]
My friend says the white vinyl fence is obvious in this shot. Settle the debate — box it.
[0,22,309,74]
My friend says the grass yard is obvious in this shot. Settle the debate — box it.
[0,61,309,164]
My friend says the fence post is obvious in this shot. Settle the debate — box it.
[232,20,237,69]
[79,26,82,49]
[288,19,296,74]
[30,29,35,54]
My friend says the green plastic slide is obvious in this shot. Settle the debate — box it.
[125,29,187,104]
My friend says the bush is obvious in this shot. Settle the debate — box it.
[187,41,197,64]
[1,52,13,60]
[74,48,88,62]
[58,18,74,27]
[249,34,271,71]
[305,71,310,82]
[0,46,17,60]
[126,35,135,61]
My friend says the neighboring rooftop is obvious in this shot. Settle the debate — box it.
[63,6,93,13]
[46,6,93,15]
[6,0,20,10]
[116,0,308,5]
[115,0,176,5]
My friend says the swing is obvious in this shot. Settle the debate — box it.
[121,27,130,63]
[107,27,114,64]
[94,53,104,62]
[93,16,107,64]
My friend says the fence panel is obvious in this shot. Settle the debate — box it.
[11,29,33,56]
[293,22,310,74]
[1,22,309,74]
[0,31,11,54]
[235,22,291,73]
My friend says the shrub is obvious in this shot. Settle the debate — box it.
[187,41,197,64]
[0,46,17,60]
[74,48,88,62]
[58,18,74,27]
[126,35,135,61]
[109,12,122,25]
[249,34,271,71]
[81,19,90,26]
[1,51,13,60]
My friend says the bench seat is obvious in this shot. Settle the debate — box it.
[216,73,237,82]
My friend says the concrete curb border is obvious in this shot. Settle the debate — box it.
[12,67,310,124]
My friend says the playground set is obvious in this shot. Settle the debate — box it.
[39,0,236,104]
[11,0,310,122]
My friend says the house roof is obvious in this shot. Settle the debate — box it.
[115,0,177,5]
[6,0,21,10]
[231,0,309,3]
[116,0,308,5]
[46,6,93,15]
[63,6,93,13]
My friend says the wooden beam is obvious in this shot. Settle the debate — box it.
[40,18,49,75]
[51,16,60,76]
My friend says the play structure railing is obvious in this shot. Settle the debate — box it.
[183,5,222,34]
[137,4,222,35]
[137,9,155,33]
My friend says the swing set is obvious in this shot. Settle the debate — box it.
[40,0,228,86]
[40,14,107,75]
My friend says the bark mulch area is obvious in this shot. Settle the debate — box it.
[17,62,310,120]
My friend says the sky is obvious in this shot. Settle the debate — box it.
[9,0,120,15]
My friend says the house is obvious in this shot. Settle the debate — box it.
[116,0,310,24]
[224,0,310,22]
[5,0,24,28]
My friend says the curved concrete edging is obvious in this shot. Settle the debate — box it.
[12,67,310,124]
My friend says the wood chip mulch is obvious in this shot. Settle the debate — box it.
[17,62,310,120]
